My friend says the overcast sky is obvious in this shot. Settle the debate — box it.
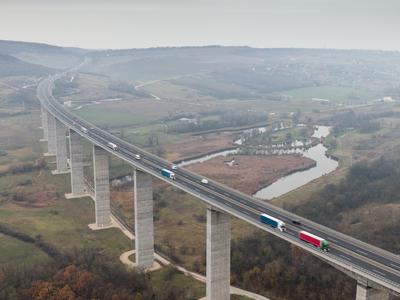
[1,0,399,50]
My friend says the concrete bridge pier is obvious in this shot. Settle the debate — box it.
[133,169,154,269]
[206,207,231,300]
[45,113,56,156]
[52,119,69,174]
[65,129,87,198]
[40,106,48,141]
[92,145,112,228]
[356,281,391,300]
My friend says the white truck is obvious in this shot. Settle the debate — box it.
[161,168,175,180]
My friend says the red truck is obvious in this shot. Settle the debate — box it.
[299,230,329,251]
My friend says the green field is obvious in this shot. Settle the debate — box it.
[0,234,50,267]
[282,85,377,104]
[122,125,185,147]
[75,106,147,127]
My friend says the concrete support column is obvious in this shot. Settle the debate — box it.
[206,207,231,300]
[46,113,56,156]
[93,145,111,227]
[134,169,154,269]
[54,119,68,173]
[68,129,85,196]
[40,106,48,141]
[356,281,390,300]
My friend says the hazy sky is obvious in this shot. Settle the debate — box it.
[1,0,399,50]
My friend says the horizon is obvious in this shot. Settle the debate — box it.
[2,38,400,53]
[1,0,399,51]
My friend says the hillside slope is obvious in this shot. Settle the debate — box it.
[0,40,86,69]
[0,54,54,76]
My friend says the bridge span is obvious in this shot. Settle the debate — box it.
[38,71,400,300]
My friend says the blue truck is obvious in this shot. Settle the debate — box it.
[161,168,176,180]
[260,213,286,232]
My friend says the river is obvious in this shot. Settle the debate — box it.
[178,125,338,201]
[116,125,338,200]
[253,126,338,200]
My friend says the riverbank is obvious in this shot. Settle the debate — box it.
[173,146,238,165]
[190,122,271,136]
[254,126,339,200]
[186,154,316,195]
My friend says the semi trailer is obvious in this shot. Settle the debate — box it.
[260,213,286,232]
[161,168,175,180]
[299,230,329,251]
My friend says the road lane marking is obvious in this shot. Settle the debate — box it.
[390,263,400,268]
[339,254,352,261]
[356,249,369,256]
[373,269,387,277]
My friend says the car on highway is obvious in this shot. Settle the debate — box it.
[201,178,208,184]
[135,154,141,160]
[172,165,178,170]
[292,219,302,226]
[81,126,88,133]
[107,142,118,151]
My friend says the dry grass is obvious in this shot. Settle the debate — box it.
[163,132,235,161]
[187,154,315,195]
[59,73,126,103]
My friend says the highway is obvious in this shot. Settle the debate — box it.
[38,73,400,295]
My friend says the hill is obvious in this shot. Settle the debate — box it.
[83,46,400,102]
[0,54,54,76]
[0,40,86,70]
[0,40,84,56]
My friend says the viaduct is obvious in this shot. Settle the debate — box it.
[38,71,400,300]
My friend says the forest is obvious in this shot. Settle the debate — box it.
[229,155,400,299]
[0,246,192,300]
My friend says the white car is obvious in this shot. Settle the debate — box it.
[135,154,141,160]
[201,178,209,184]
[172,165,178,170]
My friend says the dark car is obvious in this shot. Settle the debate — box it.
[292,219,302,226]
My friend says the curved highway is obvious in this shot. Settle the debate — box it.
[37,72,400,295]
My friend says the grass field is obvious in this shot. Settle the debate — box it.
[75,105,148,127]
[122,124,185,148]
[0,234,50,267]
[0,169,132,258]
[282,85,377,105]
[0,112,132,262]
